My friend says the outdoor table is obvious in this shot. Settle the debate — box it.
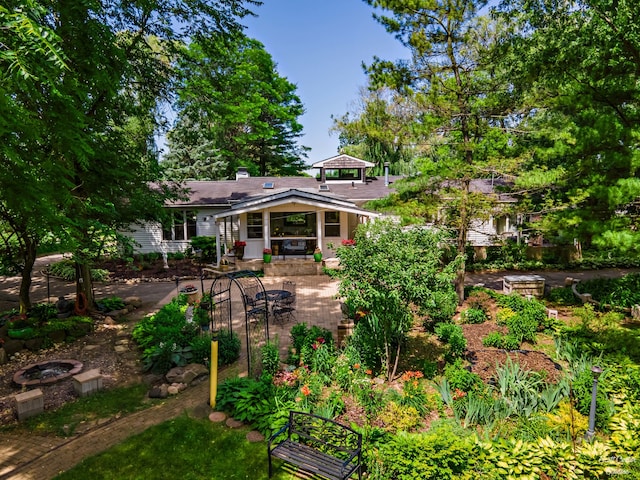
[256,290,291,302]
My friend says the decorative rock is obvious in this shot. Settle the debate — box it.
[124,297,142,308]
[190,403,211,419]
[167,385,180,395]
[226,417,244,428]
[246,431,265,443]
[103,316,116,326]
[114,345,129,353]
[3,339,25,356]
[165,363,208,385]
[209,411,226,422]
[148,385,169,399]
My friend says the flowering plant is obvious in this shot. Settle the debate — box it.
[263,248,272,254]
[180,284,197,293]
[234,240,246,247]
[341,239,356,246]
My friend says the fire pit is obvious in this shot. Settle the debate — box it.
[13,359,83,387]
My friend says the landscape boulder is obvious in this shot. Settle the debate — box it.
[165,363,208,385]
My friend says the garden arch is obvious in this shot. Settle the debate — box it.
[208,270,270,377]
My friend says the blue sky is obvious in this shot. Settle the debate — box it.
[242,0,408,165]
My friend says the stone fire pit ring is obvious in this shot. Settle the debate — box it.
[13,359,84,387]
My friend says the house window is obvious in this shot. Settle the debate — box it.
[247,212,263,239]
[162,210,197,241]
[324,211,340,237]
[325,168,359,180]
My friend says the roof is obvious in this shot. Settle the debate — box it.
[311,154,376,169]
[167,174,403,208]
[212,189,380,220]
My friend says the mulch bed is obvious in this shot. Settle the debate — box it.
[461,322,563,383]
[97,258,203,281]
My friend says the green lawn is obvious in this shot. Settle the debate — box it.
[54,414,301,480]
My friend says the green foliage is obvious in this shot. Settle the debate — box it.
[216,329,240,367]
[577,273,640,309]
[287,323,333,366]
[215,376,276,435]
[189,333,214,366]
[460,307,487,324]
[546,286,580,306]
[261,341,280,377]
[188,236,217,263]
[374,425,476,480]
[96,296,125,312]
[337,219,459,379]
[132,296,202,373]
[444,360,483,393]
[482,331,521,350]
[378,402,424,433]
[48,259,109,282]
[27,303,57,323]
[571,364,613,430]
[434,322,467,362]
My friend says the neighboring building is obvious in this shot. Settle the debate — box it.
[123,154,521,264]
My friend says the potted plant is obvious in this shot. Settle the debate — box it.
[263,248,272,263]
[313,247,322,262]
[234,240,246,260]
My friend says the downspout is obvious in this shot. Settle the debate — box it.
[215,220,221,267]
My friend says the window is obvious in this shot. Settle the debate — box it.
[247,212,263,239]
[162,210,197,241]
[325,168,360,180]
[325,211,340,237]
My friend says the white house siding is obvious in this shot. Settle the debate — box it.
[123,210,220,254]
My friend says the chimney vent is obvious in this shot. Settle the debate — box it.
[236,167,250,180]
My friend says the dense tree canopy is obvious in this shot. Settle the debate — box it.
[496,0,640,253]
[162,34,308,180]
[0,0,258,310]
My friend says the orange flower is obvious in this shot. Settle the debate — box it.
[353,363,360,370]
[301,385,311,396]
[365,369,372,375]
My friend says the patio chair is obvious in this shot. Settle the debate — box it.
[282,281,296,295]
[273,293,296,323]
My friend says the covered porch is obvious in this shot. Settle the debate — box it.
[212,189,378,268]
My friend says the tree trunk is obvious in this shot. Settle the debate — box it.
[75,261,95,314]
[18,241,37,313]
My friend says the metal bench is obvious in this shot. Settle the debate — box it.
[268,411,362,480]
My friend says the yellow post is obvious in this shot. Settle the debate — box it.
[210,338,218,408]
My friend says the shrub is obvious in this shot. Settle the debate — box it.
[374,425,476,479]
[378,402,424,433]
[460,308,487,324]
[217,329,240,367]
[495,307,516,325]
[288,323,334,365]
[546,286,580,305]
[261,341,280,376]
[466,290,493,316]
[444,360,482,393]
[189,236,217,263]
[189,333,214,365]
[506,314,538,343]
[48,259,109,282]
[434,322,467,362]
[96,296,125,312]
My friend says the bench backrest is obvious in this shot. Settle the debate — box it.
[288,411,362,460]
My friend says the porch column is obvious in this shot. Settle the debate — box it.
[316,211,323,252]
[215,220,222,267]
[263,210,270,251]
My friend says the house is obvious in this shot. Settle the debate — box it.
[124,154,521,266]
[125,155,400,263]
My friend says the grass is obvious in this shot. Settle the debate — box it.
[54,414,300,480]
[1,384,151,436]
